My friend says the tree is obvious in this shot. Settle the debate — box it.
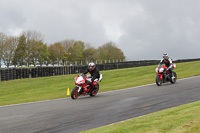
[48,42,66,66]
[0,32,7,68]
[97,47,108,61]
[2,36,18,68]
[13,35,26,67]
[38,43,49,66]
[83,45,98,63]
[61,39,76,65]
[30,41,49,67]
[67,41,85,64]
[97,42,125,61]
[22,30,44,67]
[61,39,75,52]
[48,44,57,66]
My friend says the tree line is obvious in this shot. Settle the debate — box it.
[0,30,126,68]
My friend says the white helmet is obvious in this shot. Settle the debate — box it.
[88,62,95,70]
[163,53,169,60]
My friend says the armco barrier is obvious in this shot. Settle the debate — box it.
[0,58,199,81]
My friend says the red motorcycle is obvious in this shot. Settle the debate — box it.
[71,74,103,99]
[155,64,177,86]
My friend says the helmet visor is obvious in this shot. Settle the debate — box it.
[163,55,168,59]
[89,66,94,70]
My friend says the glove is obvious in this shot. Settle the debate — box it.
[86,78,92,83]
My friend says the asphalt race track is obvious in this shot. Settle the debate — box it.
[1,76,200,133]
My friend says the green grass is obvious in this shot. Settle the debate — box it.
[0,61,200,106]
[81,101,200,133]
[1,61,200,132]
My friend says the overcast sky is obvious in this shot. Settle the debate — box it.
[1,0,200,60]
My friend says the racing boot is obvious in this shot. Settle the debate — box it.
[88,81,94,94]
[168,69,173,78]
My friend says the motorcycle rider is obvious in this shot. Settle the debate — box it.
[159,53,173,77]
[82,62,100,93]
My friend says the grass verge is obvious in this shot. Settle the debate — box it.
[81,101,200,133]
[0,61,200,106]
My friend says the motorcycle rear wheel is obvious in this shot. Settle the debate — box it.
[90,84,99,97]
[156,75,163,86]
[71,86,80,99]
[170,72,177,84]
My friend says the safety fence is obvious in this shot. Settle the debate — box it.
[0,58,199,81]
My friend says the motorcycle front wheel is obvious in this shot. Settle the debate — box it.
[71,86,80,99]
[170,71,177,84]
[156,75,163,86]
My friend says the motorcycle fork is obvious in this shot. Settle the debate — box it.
[83,85,90,95]
[76,86,82,94]
[165,73,170,81]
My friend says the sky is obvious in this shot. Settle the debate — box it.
[1,0,200,60]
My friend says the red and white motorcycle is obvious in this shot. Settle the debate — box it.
[155,64,177,86]
[71,74,103,99]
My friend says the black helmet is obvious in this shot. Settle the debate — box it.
[163,53,169,60]
[88,62,95,70]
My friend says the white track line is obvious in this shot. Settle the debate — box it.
[1,75,199,108]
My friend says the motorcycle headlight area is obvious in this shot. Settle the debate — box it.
[76,81,84,84]
[159,68,164,73]
[76,77,85,84]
